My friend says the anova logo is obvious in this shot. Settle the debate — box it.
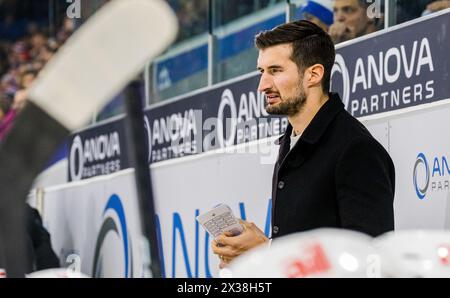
[146,109,200,163]
[413,153,450,200]
[331,54,351,109]
[331,37,435,116]
[216,88,271,148]
[144,115,152,163]
[69,132,121,181]
[92,194,133,277]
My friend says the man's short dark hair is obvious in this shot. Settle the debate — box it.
[255,20,335,93]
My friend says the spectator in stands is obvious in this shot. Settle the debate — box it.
[0,96,11,123]
[0,13,68,141]
[12,89,28,111]
[20,69,37,89]
[328,0,380,44]
[25,204,60,272]
[174,0,208,42]
[37,44,57,64]
[396,0,450,23]
[395,0,429,23]
[298,0,334,32]
[57,18,75,44]
[11,40,30,66]
[0,89,27,141]
[422,0,450,15]
[29,31,47,59]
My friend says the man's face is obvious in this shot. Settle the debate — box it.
[333,0,370,37]
[257,43,306,116]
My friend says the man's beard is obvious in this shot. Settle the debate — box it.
[265,86,307,116]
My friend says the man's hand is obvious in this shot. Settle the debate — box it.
[328,22,356,44]
[212,220,269,269]
[427,1,450,12]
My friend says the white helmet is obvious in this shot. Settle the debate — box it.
[224,228,375,278]
[373,230,450,277]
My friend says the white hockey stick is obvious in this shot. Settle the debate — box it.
[0,0,177,277]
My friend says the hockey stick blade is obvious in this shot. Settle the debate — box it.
[0,0,177,277]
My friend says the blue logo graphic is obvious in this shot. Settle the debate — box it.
[92,194,132,277]
[413,153,430,200]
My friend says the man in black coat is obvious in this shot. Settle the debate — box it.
[25,204,60,272]
[0,204,60,275]
[212,20,395,267]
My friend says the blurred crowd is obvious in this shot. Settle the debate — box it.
[168,0,450,44]
[168,0,284,42]
[300,0,450,44]
[0,17,74,141]
[168,0,208,42]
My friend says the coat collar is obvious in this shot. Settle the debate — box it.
[276,92,344,146]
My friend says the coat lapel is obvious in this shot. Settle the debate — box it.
[276,93,345,171]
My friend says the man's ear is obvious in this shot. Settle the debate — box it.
[306,64,325,87]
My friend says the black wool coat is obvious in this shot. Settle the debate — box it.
[271,93,395,238]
